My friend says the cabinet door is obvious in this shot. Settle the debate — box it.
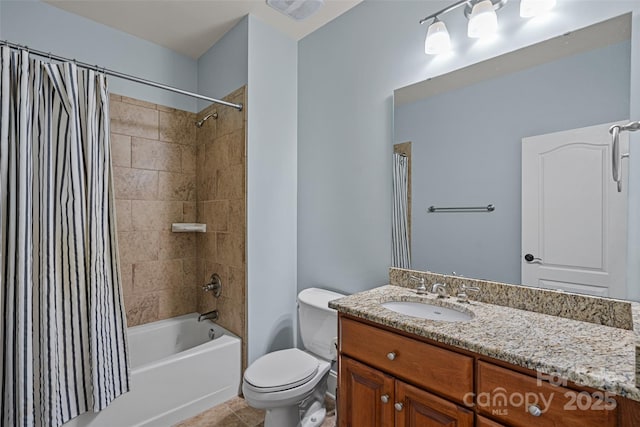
[395,381,474,427]
[338,356,395,427]
[477,415,507,427]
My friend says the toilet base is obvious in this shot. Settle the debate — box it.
[264,406,300,427]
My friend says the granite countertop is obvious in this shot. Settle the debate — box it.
[330,284,640,402]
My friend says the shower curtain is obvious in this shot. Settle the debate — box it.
[392,153,411,269]
[0,46,129,426]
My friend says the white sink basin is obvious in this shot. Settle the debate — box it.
[381,301,473,322]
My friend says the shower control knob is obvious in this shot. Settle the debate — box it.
[387,352,396,361]
[380,394,389,404]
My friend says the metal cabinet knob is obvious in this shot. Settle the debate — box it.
[387,352,396,361]
[528,404,542,417]
[380,394,389,404]
[394,402,404,411]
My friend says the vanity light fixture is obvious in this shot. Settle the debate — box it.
[424,17,452,54]
[419,0,556,55]
[467,0,499,38]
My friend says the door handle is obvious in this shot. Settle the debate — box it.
[524,253,542,263]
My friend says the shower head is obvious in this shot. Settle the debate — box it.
[195,112,218,128]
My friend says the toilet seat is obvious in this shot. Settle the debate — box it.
[244,348,319,393]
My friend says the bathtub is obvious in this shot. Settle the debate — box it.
[64,313,241,427]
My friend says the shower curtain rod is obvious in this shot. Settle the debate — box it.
[1,40,243,111]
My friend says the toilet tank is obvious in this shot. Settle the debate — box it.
[298,288,345,361]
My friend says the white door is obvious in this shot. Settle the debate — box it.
[521,121,628,298]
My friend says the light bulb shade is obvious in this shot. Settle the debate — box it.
[425,20,451,55]
[467,0,498,38]
[520,0,556,18]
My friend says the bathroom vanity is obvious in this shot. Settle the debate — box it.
[331,269,640,426]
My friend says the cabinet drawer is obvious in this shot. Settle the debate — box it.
[477,361,617,427]
[340,317,473,403]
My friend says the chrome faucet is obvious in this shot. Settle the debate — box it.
[457,284,480,303]
[431,283,448,298]
[409,275,427,295]
[198,309,219,322]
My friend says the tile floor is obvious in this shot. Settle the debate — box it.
[174,396,336,427]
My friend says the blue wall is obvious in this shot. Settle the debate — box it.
[246,15,298,363]
[0,0,199,111]
[197,16,249,111]
[395,41,631,284]
[298,0,640,297]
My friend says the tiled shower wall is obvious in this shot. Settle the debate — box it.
[110,94,199,326]
[110,88,248,360]
[195,87,247,366]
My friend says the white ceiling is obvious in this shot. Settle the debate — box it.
[44,0,363,59]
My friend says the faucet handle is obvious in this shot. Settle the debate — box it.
[457,284,480,303]
[409,275,427,295]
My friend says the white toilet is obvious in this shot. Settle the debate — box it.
[242,287,344,427]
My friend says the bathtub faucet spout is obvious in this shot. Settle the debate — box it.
[198,310,219,322]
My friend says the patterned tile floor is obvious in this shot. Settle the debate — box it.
[174,396,336,427]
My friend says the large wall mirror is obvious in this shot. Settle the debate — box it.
[393,14,636,299]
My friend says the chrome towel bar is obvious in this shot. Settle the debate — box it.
[428,204,495,213]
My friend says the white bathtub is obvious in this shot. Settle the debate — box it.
[64,313,241,427]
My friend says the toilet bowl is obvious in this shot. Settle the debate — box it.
[242,288,344,427]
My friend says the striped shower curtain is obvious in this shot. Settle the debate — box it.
[0,46,129,426]
[392,153,411,268]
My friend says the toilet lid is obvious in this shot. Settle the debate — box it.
[244,348,319,392]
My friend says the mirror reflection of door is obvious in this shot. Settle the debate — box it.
[521,122,628,298]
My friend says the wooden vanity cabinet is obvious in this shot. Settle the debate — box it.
[338,316,473,426]
[339,355,473,427]
[337,314,629,427]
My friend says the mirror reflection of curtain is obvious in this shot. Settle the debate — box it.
[0,46,130,426]
[392,153,410,268]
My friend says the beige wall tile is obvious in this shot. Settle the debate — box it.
[207,134,229,170]
[228,200,245,234]
[120,95,157,110]
[183,258,201,288]
[227,129,245,165]
[113,167,158,200]
[182,145,197,174]
[227,266,246,304]
[120,263,133,296]
[110,100,159,140]
[202,232,217,260]
[159,172,196,201]
[159,232,196,260]
[204,200,229,232]
[216,106,244,138]
[216,296,244,337]
[109,93,122,102]
[158,286,197,320]
[159,109,196,145]
[183,202,197,223]
[131,200,182,231]
[131,138,182,172]
[216,164,244,200]
[111,133,131,167]
[118,231,159,263]
[124,293,159,327]
[115,199,132,232]
[133,259,183,293]
[217,232,244,268]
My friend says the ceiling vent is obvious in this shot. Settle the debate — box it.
[266,0,325,21]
